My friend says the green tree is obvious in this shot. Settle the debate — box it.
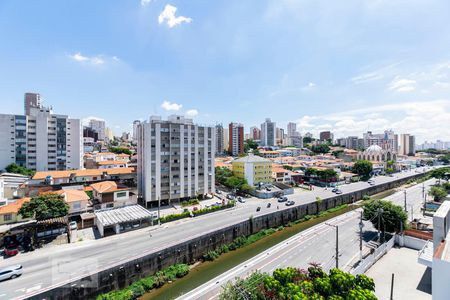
[5,163,35,176]
[430,167,450,181]
[353,160,373,179]
[303,136,313,144]
[311,144,330,154]
[109,147,132,155]
[244,139,258,153]
[363,200,407,233]
[429,186,448,202]
[19,194,69,220]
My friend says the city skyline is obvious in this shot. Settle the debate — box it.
[1,1,450,143]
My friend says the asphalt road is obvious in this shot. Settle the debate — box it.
[0,167,434,299]
[178,178,436,300]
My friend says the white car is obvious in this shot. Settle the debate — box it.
[69,221,77,230]
[0,265,23,281]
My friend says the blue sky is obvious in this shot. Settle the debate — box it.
[1,0,450,143]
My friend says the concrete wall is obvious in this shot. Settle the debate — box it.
[30,172,427,300]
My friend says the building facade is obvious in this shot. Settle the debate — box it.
[88,119,106,141]
[261,118,276,147]
[363,130,397,152]
[228,122,244,156]
[215,124,224,155]
[399,134,416,156]
[232,154,272,186]
[319,131,333,141]
[24,93,42,116]
[0,96,83,172]
[250,126,261,141]
[132,120,141,143]
[137,115,215,207]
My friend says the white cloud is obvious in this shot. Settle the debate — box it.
[294,100,450,143]
[388,78,416,92]
[185,109,198,118]
[68,52,116,66]
[158,4,192,28]
[161,101,182,111]
[141,0,152,6]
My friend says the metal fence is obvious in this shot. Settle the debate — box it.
[352,234,396,275]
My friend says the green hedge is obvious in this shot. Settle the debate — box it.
[158,201,236,224]
[181,199,200,207]
[96,264,190,300]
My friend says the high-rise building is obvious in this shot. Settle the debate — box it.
[88,118,106,141]
[228,122,244,156]
[363,130,397,152]
[261,118,276,147]
[24,93,42,116]
[319,131,333,141]
[132,120,141,143]
[105,127,114,141]
[399,134,416,156]
[250,126,261,140]
[304,132,313,139]
[137,115,215,207]
[215,124,224,155]
[0,94,83,171]
[287,122,297,138]
[223,127,229,153]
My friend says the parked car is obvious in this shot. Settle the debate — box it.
[227,194,235,200]
[285,200,295,206]
[216,190,222,194]
[69,221,78,230]
[0,265,23,281]
[3,244,19,257]
[277,196,288,203]
[331,187,338,192]
[237,197,245,203]
[335,189,343,194]
[265,187,272,191]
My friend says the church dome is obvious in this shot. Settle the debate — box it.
[365,145,383,155]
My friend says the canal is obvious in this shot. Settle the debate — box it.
[140,205,355,300]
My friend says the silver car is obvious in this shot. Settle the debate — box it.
[0,265,23,281]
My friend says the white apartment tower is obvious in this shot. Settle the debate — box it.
[261,118,276,147]
[215,124,224,155]
[399,134,416,156]
[0,94,83,172]
[132,120,141,143]
[88,118,106,141]
[137,115,215,207]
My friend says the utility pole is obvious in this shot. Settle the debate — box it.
[157,197,161,226]
[390,273,395,300]
[335,225,339,269]
[377,208,384,243]
[359,211,364,262]
[410,204,414,221]
[422,183,425,199]
[403,190,407,212]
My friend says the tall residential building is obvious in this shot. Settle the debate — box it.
[228,122,244,156]
[105,127,114,141]
[223,127,229,153]
[0,95,83,172]
[319,131,333,141]
[250,126,261,140]
[137,115,215,207]
[88,118,106,141]
[399,134,416,156]
[287,122,302,148]
[132,120,141,143]
[261,118,276,147]
[24,93,42,115]
[215,124,224,155]
[363,130,397,152]
[287,122,297,137]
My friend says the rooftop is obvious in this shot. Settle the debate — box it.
[90,181,129,193]
[0,198,31,214]
[32,167,135,180]
[233,154,272,164]
[95,204,153,226]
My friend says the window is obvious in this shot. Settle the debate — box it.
[72,202,81,210]
[3,214,12,221]
[116,191,127,198]
[106,203,114,208]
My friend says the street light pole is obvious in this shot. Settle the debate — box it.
[403,190,407,212]
[157,197,161,226]
[335,225,339,269]
[359,211,364,263]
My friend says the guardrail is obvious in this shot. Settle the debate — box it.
[352,235,395,275]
